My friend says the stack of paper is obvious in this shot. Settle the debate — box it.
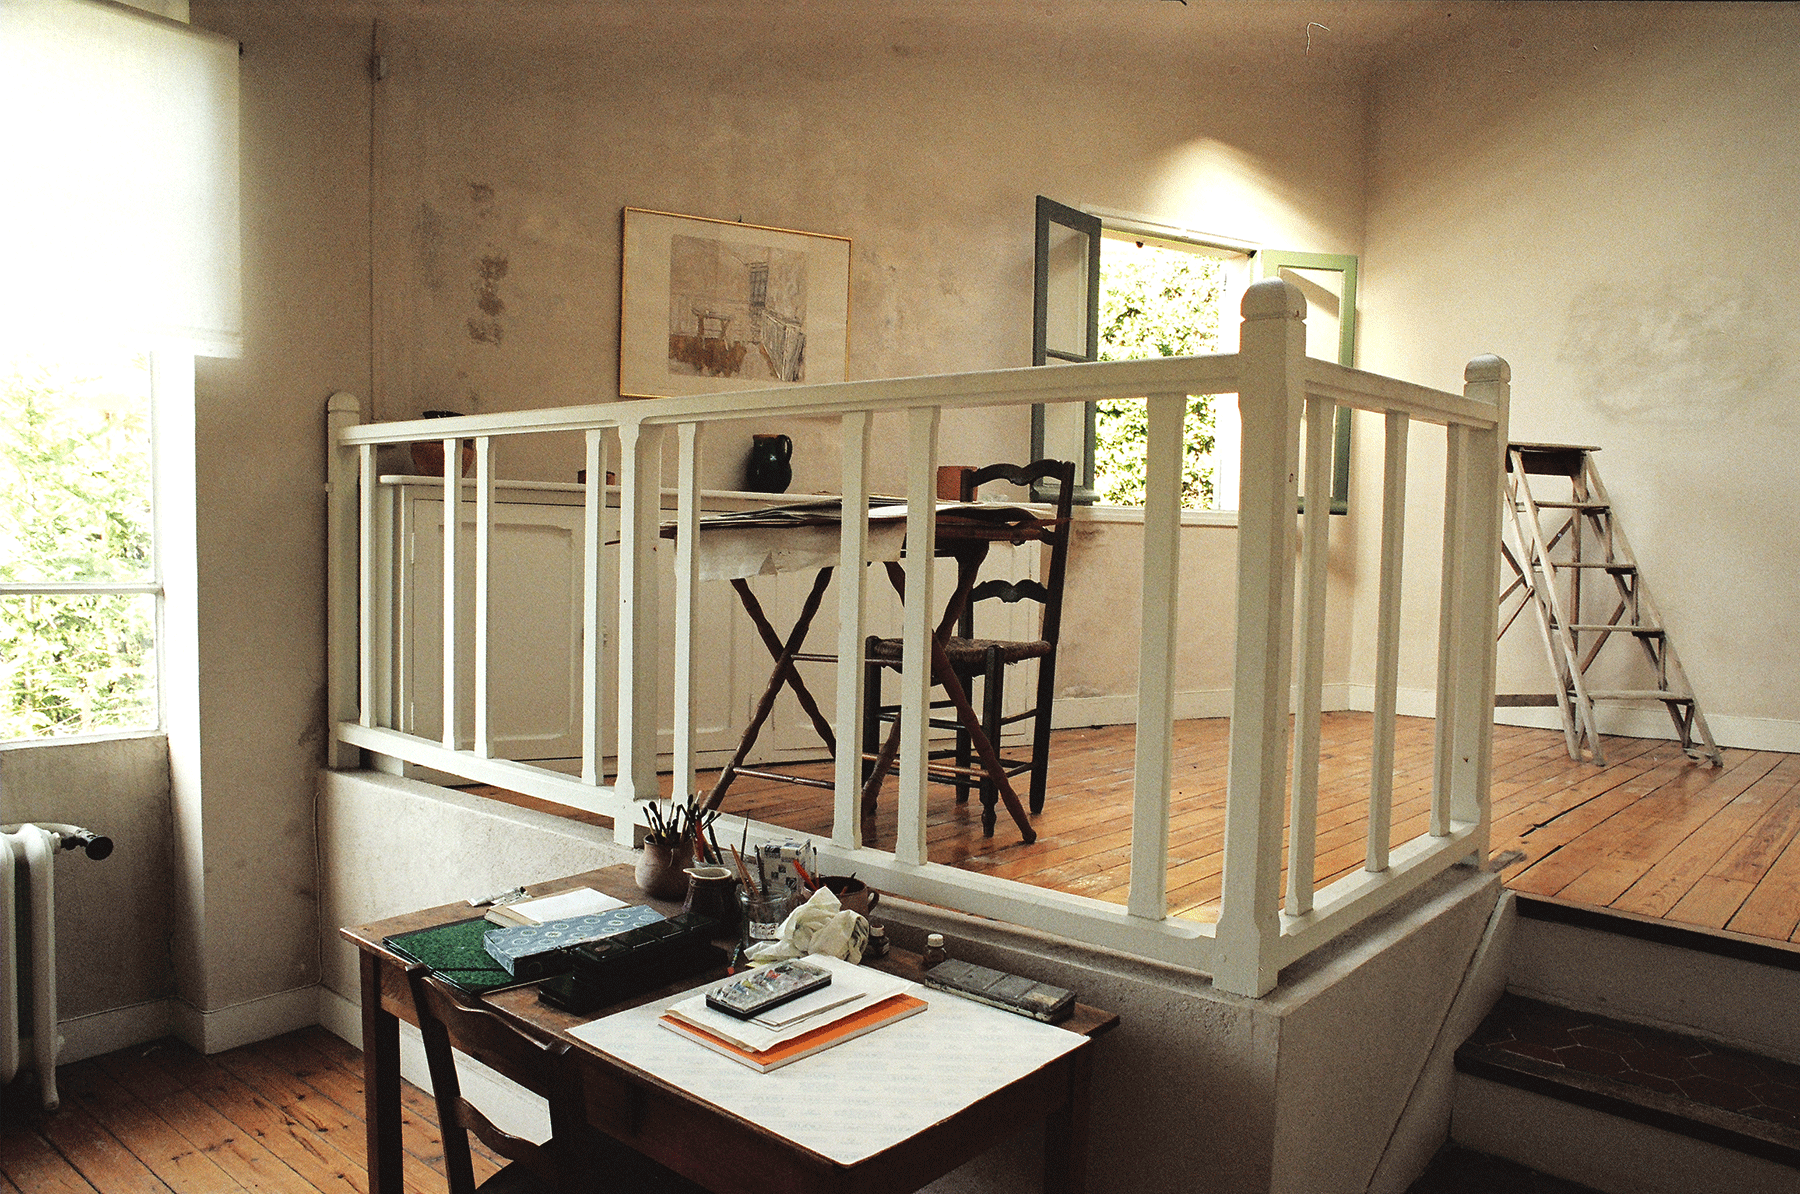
[484,887,626,928]
[659,955,924,1072]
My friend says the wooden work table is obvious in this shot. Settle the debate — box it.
[342,865,1117,1194]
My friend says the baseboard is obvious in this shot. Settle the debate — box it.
[55,983,325,1063]
[168,983,323,1055]
[1052,688,1232,728]
[1339,685,1800,755]
[56,998,179,1065]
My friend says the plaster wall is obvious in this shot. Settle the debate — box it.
[170,1,375,1026]
[1354,2,1800,746]
[0,736,173,1021]
[358,0,1375,712]
[317,769,1503,1194]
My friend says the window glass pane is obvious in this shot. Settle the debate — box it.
[1093,237,1237,509]
[0,347,153,584]
[1043,224,1091,358]
[1,591,158,740]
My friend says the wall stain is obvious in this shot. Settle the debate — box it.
[469,180,495,212]
[470,253,509,342]
[415,202,443,291]
[1558,274,1789,423]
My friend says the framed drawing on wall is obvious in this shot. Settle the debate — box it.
[619,208,852,400]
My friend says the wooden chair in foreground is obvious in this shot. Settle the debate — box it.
[406,966,703,1194]
[862,458,1077,834]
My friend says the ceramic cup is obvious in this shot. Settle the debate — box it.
[682,866,740,935]
[818,875,879,918]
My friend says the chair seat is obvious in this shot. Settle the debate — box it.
[867,635,1053,668]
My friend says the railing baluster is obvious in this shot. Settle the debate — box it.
[581,430,609,786]
[672,423,703,805]
[1127,392,1185,921]
[834,411,872,849]
[1286,395,1335,917]
[1432,424,1469,838]
[615,421,664,822]
[896,407,939,868]
[440,436,461,752]
[473,436,495,759]
[1368,410,1409,873]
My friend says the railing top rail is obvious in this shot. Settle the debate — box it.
[1303,358,1500,429]
[336,353,1246,447]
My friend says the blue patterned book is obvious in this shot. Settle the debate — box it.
[481,904,666,979]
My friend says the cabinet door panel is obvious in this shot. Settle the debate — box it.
[405,499,585,760]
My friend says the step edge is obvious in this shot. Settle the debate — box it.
[1454,1050,1800,1170]
[1514,894,1800,972]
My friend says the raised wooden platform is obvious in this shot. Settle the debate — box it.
[474,714,1800,948]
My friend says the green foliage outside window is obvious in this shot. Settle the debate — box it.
[1,352,157,740]
[1092,240,1223,508]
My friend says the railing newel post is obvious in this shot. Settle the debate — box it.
[325,392,364,768]
[1214,278,1307,998]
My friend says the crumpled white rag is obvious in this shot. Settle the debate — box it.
[746,885,871,965]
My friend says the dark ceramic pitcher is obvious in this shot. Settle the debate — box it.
[745,433,793,493]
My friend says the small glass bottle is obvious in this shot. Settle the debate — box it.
[866,923,890,959]
[922,932,947,969]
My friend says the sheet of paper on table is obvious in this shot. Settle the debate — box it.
[568,969,1085,1166]
[683,502,911,583]
[503,887,627,925]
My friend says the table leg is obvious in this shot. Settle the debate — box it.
[1044,1045,1095,1194]
[360,950,403,1194]
[703,569,836,812]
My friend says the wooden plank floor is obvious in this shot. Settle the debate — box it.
[0,1026,509,1194]
[9,718,1798,1192]
[622,713,1800,943]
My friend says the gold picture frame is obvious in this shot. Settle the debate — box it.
[619,208,852,400]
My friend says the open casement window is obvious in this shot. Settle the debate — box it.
[1029,196,1101,504]
[1258,250,1358,514]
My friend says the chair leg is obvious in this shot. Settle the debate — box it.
[862,639,882,787]
[980,647,1003,836]
[955,677,973,805]
[1028,649,1057,815]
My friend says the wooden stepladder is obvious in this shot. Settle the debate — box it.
[1496,442,1722,767]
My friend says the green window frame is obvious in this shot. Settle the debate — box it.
[1258,250,1358,515]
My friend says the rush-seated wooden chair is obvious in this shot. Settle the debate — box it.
[861,458,1076,834]
[406,966,703,1194]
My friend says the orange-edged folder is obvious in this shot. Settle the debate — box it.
[660,992,927,1072]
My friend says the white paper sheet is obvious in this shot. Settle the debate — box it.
[507,888,626,924]
[692,518,907,582]
[569,981,1084,1167]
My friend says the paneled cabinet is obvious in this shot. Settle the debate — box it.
[376,478,1040,781]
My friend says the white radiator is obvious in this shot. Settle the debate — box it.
[2,822,111,1112]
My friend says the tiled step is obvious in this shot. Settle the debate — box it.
[1456,993,1800,1171]
[1508,894,1800,1066]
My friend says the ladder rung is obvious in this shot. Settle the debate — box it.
[1562,624,1664,634]
[1584,689,1693,703]
[1549,561,1637,571]
[1532,500,1611,510]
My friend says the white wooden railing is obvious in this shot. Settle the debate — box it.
[325,278,1509,997]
